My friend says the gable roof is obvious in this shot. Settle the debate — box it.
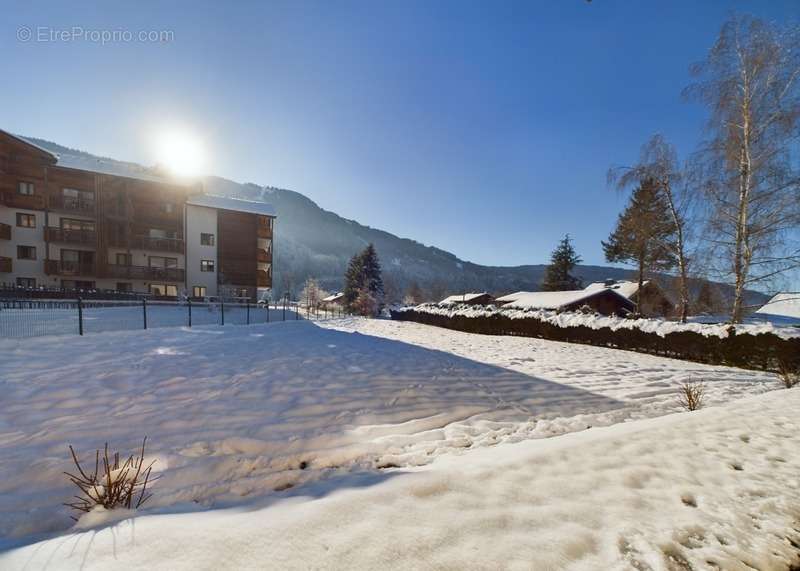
[495,291,528,303]
[584,280,646,299]
[440,292,490,304]
[754,292,800,323]
[502,288,633,310]
[0,129,58,161]
[187,194,276,217]
[323,292,344,302]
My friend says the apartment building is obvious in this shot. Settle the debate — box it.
[0,129,274,300]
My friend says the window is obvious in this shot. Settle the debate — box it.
[200,233,215,246]
[192,286,207,298]
[116,253,132,266]
[200,259,215,272]
[63,188,94,201]
[61,219,96,231]
[150,284,178,297]
[16,277,35,288]
[16,213,35,228]
[17,245,36,260]
[17,181,34,195]
[116,282,132,292]
[149,256,178,268]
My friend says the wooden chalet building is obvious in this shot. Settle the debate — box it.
[0,129,275,300]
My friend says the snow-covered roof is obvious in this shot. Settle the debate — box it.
[584,280,646,299]
[753,293,800,324]
[323,292,344,302]
[440,292,490,304]
[187,194,276,217]
[502,289,631,310]
[495,291,528,303]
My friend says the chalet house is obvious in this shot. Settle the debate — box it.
[0,130,274,300]
[439,292,494,306]
[753,292,800,326]
[322,292,345,307]
[583,279,674,317]
[496,288,634,316]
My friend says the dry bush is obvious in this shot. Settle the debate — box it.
[677,381,705,411]
[777,360,799,389]
[64,437,157,519]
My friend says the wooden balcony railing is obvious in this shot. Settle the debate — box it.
[45,227,97,246]
[257,249,272,263]
[257,269,272,287]
[0,191,45,210]
[0,223,10,240]
[102,264,185,282]
[257,224,273,239]
[0,257,11,273]
[45,260,96,276]
[129,235,184,253]
[48,195,96,216]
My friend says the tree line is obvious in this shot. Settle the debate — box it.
[544,15,800,324]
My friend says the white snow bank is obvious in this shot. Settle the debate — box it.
[396,302,800,340]
[0,319,778,546]
[3,387,799,570]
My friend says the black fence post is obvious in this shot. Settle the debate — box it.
[267,301,270,323]
[283,299,286,321]
[296,302,299,320]
[77,297,84,336]
[220,299,225,326]
[188,298,192,327]
[143,298,148,330]
[246,300,250,325]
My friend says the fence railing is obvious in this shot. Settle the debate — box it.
[0,298,306,339]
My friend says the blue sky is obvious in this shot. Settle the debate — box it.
[1,0,797,270]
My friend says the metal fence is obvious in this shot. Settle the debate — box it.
[0,298,313,339]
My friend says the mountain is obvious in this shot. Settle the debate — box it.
[24,136,767,307]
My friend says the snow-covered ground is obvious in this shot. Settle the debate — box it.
[0,318,793,569]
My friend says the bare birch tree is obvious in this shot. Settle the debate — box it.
[609,135,694,322]
[685,15,800,323]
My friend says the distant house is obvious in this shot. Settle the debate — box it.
[439,292,494,306]
[496,288,634,316]
[322,292,345,307]
[584,279,673,317]
[753,293,800,326]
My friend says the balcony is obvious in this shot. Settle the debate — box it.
[0,257,11,273]
[129,235,184,253]
[257,224,273,239]
[0,223,10,240]
[48,195,96,216]
[45,260,96,277]
[45,227,97,246]
[257,269,272,287]
[0,191,45,210]
[257,248,272,263]
[103,264,185,282]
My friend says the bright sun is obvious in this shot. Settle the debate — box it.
[155,129,206,177]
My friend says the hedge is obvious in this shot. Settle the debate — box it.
[390,308,800,373]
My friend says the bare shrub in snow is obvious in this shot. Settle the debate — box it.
[777,360,799,389]
[677,381,705,411]
[64,437,156,518]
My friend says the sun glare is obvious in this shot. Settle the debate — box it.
[155,128,206,177]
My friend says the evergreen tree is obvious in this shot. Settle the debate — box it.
[602,178,678,307]
[541,234,583,291]
[342,243,384,315]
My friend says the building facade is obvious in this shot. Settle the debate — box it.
[0,130,274,300]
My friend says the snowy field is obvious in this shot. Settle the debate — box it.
[0,317,794,569]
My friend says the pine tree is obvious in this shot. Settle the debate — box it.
[541,234,583,291]
[342,244,384,315]
[602,178,678,308]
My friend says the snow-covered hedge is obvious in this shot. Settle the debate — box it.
[391,304,800,372]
